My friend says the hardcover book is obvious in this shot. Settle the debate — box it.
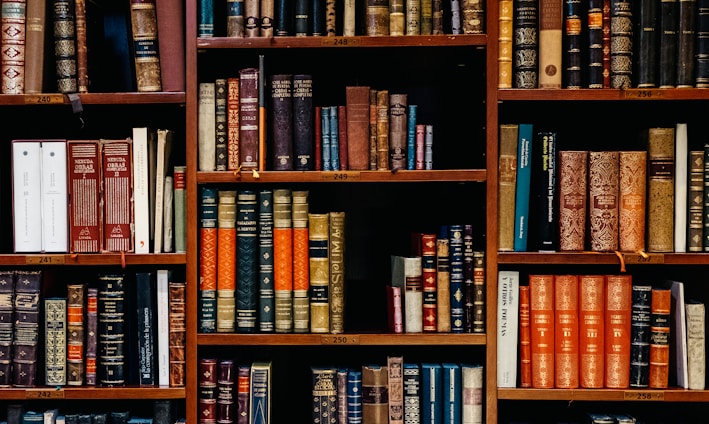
[329,211,346,334]
[649,286,671,388]
[449,224,465,332]
[249,361,272,424]
[227,77,240,170]
[563,0,583,87]
[558,150,588,251]
[270,74,294,170]
[199,186,218,333]
[67,140,102,253]
[11,140,42,252]
[0,271,13,387]
[52,0,77,93]
[554,274,579,388]
[156,269,171,386]
[239,68,259,171]
[604,274,632,388]
[688,151,704,252]
[496,270,519,387]
[236,190,258,333]
[129,0,162,92]
[337,368,348,424]
[173,165,187,253]
[66,284,84,386]
[669,280,688,388]
[421,233,438,332]
[346,85,371,170]
[534,131,558,251]
[519,284,531,388]
[338,104,349,170]
[538,0,563,87]
[217,190,237,333]
[658,0,678,88]
[292,190,310,333]
[529,274,554,388]
[40,140,68,253]
[498,0,513,88]
[387,356,404,424]
[45,298,67,386]
[24,0,44,94]
[402,364,419,424]
[198,358,218,423]
[674,123,688,252]
[258,189,275,332]
[697,0,709,86]
[309,212,330,333]
[293,74,314,170]
[376,90,389,170]
[348,369,363,423]
[97,274,126,386]
[647,127,675,252]
[362,365,388,424]
[237,364,250,423]
[168,281,186,387]
[618,151,647,252]
[512,0,538,88]
[311,367,338,424]
[387,285,403,333]
[442,363,461,423]
[629,284,651,388]
[1,0,26,94]
[685,300,706,390]
[13,270,41,387]
[198,82,216,171]
[513,123,533,251]
[421,363,442,423]
[215,78,228,171]
[274,188,293,333]
[101,138,133,252]
[133,128,155,253]
[135,272,156,386]
[588,151,619,252]
[461,364,483,424]
[389,93,408,171]
[436,225,451,333]
[85,287,98,385]
[609,0,633,88]
[156,0,185,91]
[587,0,604,87]
[634,0,658,87]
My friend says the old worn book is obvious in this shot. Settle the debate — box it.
[156,0,185,91]
[239,68,259,171]
[368,89,378,169]
[498,124,518,252]
[647,127,675,252]
[168,281,186,387]
[346,86,371,170]
[375,90,389,170]
[629,284,651,388]
[387,356,404,424]
[338,105,348,169]
[436,225,451,333]
[619,151,647,252]
[579,275,605,388]
[236,190,259,334]
[0,271,13,386]
[588,151,619,251]
[311,367,338,423]
[74,0,87,92]
[24,0,44,93]
[85,287,97,385]
[67,140,102,253]
[1,0,26,93]
[129,0,161,91]
[449,224,465,333]
[512,0,538,88]
[558,150,588,251]
[52,0,77,93]
[538,0,563,87]
[270,74,294,170]
[389,93,408,171]
[610,0,633,88]
[554,274,579,388]
[605,274,632,388]
[658,0,679,87]
[497,270,519,387]
[685,300,705,390]
[293,74,314,170]
[586,0,604,87]
[101,138,133,252]
[421,233,437,332]
[227,77,240,170]
[634,0,658,88]
[563,0,583,87]
[366,0,389,35]
[309,212,329,333]
[498,0,513,88]
[461,364,483,423]
[199,187,218,333]
[688,151,704,252]
[198,82,216,171]
[258,189,275,332]
[329,211,346,334]
[649,286,671,388]
[697,0,709,86]
[362,365,389,423]
[215,78,227,171]
[217,190,237,333]
[13,270,41,387]
[274,189,293,333]
[198,358,218,422]
[529,274,554,388]
[291,190,309,333]
[237,364,250,423]
[402,365,418,423]
[519,284,531,388]
[45,297,67,385]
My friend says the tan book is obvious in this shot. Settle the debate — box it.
[588,151,619,252]
[369,88,378,169]
[329,211,346,334]
[366,0,390,35]
[498,124,519,251]
[647,127,675,252]
[376,90,390,170]
[362,365,389,423]
[619,151,647,252]
[685,300,706,390]
[554,274,579,388]
[129,0,162,92]
[498,0,513,88]
[558,150,588,251]
[389,0,405,35]
[538,0,563,88]
[346,86,371,170]
[436,231,451,332]
[24,0,45,94]
[309,213,330,333]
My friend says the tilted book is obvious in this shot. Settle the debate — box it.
[685,300,706,390]
[45,297,67,386]
[66,284,85,386]
[258,189,275,332]
[311,367,338,423]
[309,213,330,333]
[274,188,293,333]
[588,151,619,252]
[198,82,216,171]
[387,356,404,424]
[647,127,675,252]
[217,190,237,333]
[129,0,162,92]
[629,284,651,388]
[292,190,310,333]
[236,190,258,333]
[497,124,518,251]
[135,272,156,386]
[249,361,272,424]
[518,284,531,388]
[669,280,688,388]
[618,151,647,252]
[346,85,371,170]
[496,270,519,387]
[329,211,346,334]
[604,274,632,388]
[554,274,579,388]
[67,140,102,253]
[362,365,389,424]
[558,150,588,251]
[199,186,218,333]
[1,0,26,93]
[153,129,173,253]
[529,274,554,388]
[293,74,314,170]
[270,74,294,170]
[649,286,671,388]
[101,138,133,252]
[513,123,533,251]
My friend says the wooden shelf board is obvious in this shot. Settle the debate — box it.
[0,253,187,266]
[197,333,486,346]
[0,387,186,400]
[197,169,486,183]
[498,88,709,102]
[198,34,487,49]
[497,388,709,402]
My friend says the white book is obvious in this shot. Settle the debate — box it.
[12,140,42,252]
[43,408,58,424]
[40,140,68,253]
[163,175,174,253]
[497,270,519,388]
[674,122,688,252]
[404,256,423,333]
[156,269,171,386]
[132,128,151,253]
[154,129,174,253]
[669,279,689,388]
[685,300,706,390]
[462,364,483,424]
[198,81,216,171]
[343,0,356,35]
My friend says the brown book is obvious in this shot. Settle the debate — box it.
[649,286,671,388]
[346,86,371,170]
[688,150,704,252]
[388,93,408,171]
[369,88,378,170]
[66,283,85,385]
[100,138,133,252]
[74,0,87,92]
[129,0,162,92]
[1,0,26,93]
[215,78,228,171]
[588,151,619,252]
[462,0,484,33]
[227,77,240,170]
[67,140,102,253]
[538,0,563,88]
[519,284,532,387]
[85,286,98,385]
[52,0,77,93]
[387,356,404,424]
[362,365,389,423]
[24,0,45,94]
[376,90,390,170]
[366,0,390,35]
[421,233,437,333]
[554,275,579,388]
[579,275,605,388]
[436,227,451,332]
[619,151,647,252]
[472,250,485,333]
[260,0,274,36]
[155,0,185,92]
[558,150,588,251]
[604,274,632,388]
[338,104,348,169]
[647,127,675,252]
[168,281,186,387]
[498,124,518,252]
[239,68,260,171]
[217,190,237,333]
[498,0,513,88]
[529,274,555,388]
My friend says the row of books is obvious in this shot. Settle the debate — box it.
[0,269,186,388]
[199,75,438,173]
[197,359,271,424]
[5,402,181,424]
[498,123,707,254]
[0,0,184,95]
[198,0,484,38]
[198,187,346,334]
[496,271,706,390]
[388,225,485,334]
[499,0,709,89]
[11,130,186,254]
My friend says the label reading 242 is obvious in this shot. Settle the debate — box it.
[26,389,65,399]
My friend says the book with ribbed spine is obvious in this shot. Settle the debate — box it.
[329,211,346,334]
[217,190,236,333]
[135,272,156,386]
[462,364,483,423]
[696,0,709,86]
[250,361,272,424]
[270,74,293,171]
[309,213,330,333]
[649,286,671,388]
[629,283,651,388]
[293,75,314,170]
[292,190,309,333]
[387,356,404,424]
[346,86,371,170]
[498,0,513,88]
[85,286,97,385]
[449,224,465,332]
[168,281,186,387]
[215,78,228,171]
[199,186,218,333]
[563,0,583,87]
[658,0,678,88]
[67,140,102,253]
[558,150,587,251]
[538,0,563,88]
[237,364,250,423]
[688,151,704,252]
[587,0,603,87]
[554,274,579,388]
[375,90,389,170]
[173,165,186,253]
[239,68,259,171]
[258,189,275,332]
[311,367,338,423]
[101,138,133,252]
[13,270,41,387]
[519,284,531,387]
[45,297,67,386]
[24,0,44,94]
[579,274,605,388]
[129,0,161,92]
[421,233,437,332]
[198,358,217,422]
[348,369,363,423]
[605,274,632,388]
[337,368,348,424]
[436,225,451,333]
[610,0,633,88]
[529,274,554,388]
[0,270,13,387]
[97,274,126,386]
[274,189,293,333]
[634,0,658,87]
[362,365,388,423]
[389,93,408,171]
[512,0,538,88]
[647,127,675,252]
[588,151,619,252]
[227,77,240,170]
[66,284,84,386]
[462,225,474,333]
[236,190,258,333]
[1,0,26,93]
[619,151,647,252]
[52,0,77,93]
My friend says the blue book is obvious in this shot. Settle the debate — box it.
[513,123,533,252]
[250,361,272,424]
[407,105,418,170]
[198,0,214,37]
[441,363,461,424]
[403,363,420,424]
[448,225,465,333]
[421,363,442,424]
[329,106,340,170]
[199,186,218,333]
[258,189,275,332]
[236,190,258,333]
[321,106,331,170]
[347,370,363,423]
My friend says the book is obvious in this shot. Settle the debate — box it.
[362,364,388,423]
[558,150,588,251]
[634,0,658,87]
[563,0,583,87]
[74,0,87,92]
[498,0,513,88]
[337,368,348,424]
[392,256,422,333]
[366,0,389,35]
[629,283,652,388]
[311,367,338,423]
[1,0,26,94]
[249,361,272,424]
[173,165,187,253]
[329,211,346,334]
[239,68,259,170]
[461,364,483,424]
[704,143,709,251]
[329,106,340,170]
[647,127,675,253]
[199,358,218,422]
[389,0,404,34]
[227,77,240,170]
[421,233,437,332]
[24,0,44,93]
[129,0,161,91]
[513,123,533,251]
[604,274,632,388]
[338,104,348,170]
[462,0,483,33]
[442,363,461,423]
[406,0,421,34]
[321,105,331,170]
[588,151,619,252]
[348,369,364,423]
[215,78,228,171]
[610,0,633,88]
[100,138,132,252]
[236,190,258,333]
[518,284,531,388]
[0,271,13,387]
[538,0,563,88]
[309,212,329,333]
[669,279,688,388]
[387,285,403,333]
[498,124,518,251]
[217,190,237,333]
[449,224,465,333]
[85,286,98,385]
[237,364,250,423]
[375,90,389,170]
[13,270,41,387]
[389,93,408,171]
[688,151,704,252]
[674,123,688,252]
[45,297,67,386]
[292,190,309,333]
[156,0,185,91]
[199,186,218,333]
[602,0,612,87]
[658,0,679,87]
[554,274,579,388]
[496,270,519,387]
[270,74,294,170]
[512,0,538,88]
[52,0,78,93]
[132,128,154,253]
[529,274,554,388]
[258,189,275,332]
[198,82,216,171]
[67,140,102,253]
[421,363,441,423]
[535,131,558,251]
[649,286,671,388]
[293,74,314,170]
[273,188,293,333]
[406,104,417,169]
[198,0,214,36]
[618,151,647,252]
[368,89,378,169]
[29,140,69,252]
[402,364,419,424]
[168,281,186,387]
[587,0,604,87]
[156,269,170,386]
[685,300,705,389]
[436,225,451,333]
[346,86,371,170]
[97,274,126,386]
[11,140,42,252]
[697,0,709,86]
[387,356,404,424]
[135,272,156,386]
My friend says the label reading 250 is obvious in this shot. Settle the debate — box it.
[321,335,360,345]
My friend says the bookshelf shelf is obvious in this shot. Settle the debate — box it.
[197,34,488,49]
[496,252,709,266]
[498,88,709,102]
[497,388,709,402]
[0,253,187,266]
[197,333,486,346]
[0,387,186,401]
[196,169,487,183]
[0,92,185,106]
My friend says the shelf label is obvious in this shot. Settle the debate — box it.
[622,253,664,264]
[24,94,65,105]
[623,390,664,401]
[320,172,362,181]
[26,255,66,265]
[26,389,65,399]
[622,89,666,100]
[321,335,360,345]
[320,37,361,47]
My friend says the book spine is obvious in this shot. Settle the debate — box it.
[449,224,465,332]
[436,225,451,332]
[13,270,41,387]
[217,190,237,333]
[239,68,260,170]
[97,274,126,386]
[168,281,186,387]
[217,359,234,424]
[688,151,704,252]
[101,139,133,252]
[554,274,579,388]
[67,140,102,253]
[198,0,214,36]
[421,233,437,333]
[497,124,518,251]
[588,151,620,252]
[24,0,43,94]
[587,0,604,87]
[198,82,216,171]
[337,368,348,424]
[85,287,97,385]
[538,0,563,88]
[496,270,519,387]
[329,211,346,334]
[153,129,174,254]
[618,151,647,252]
[135,272,155,386]
[227,77,240,170]
[605,274,632,388]
[0,271,13,387]
[558,150,588,251]
[348,369,364,423]
[406,104,417,169]
[519,284,531,387]
[338,105,348,169]
[529,274,554,388]
[155,0,185,91]
[293,74,314,170]
[390,0,405,34]
[704,142,709,251]
[375,90,389,170]
[199,186,218,333]
[258,189,275,332]
[387,285,403,333]
[649,287,671,388]
[387,356,404,424]
[274,189,293,333]
[156,270,171,386]
[368,89,378,170]
[602,0,612,87]
[270,74,294,170]
[292,190,310,333]
[321,105,331,170]
[513,124,533,251]
[173,165,187,253]
[462,0,484,33]
[635,0,658,87]
[309,212,330,333]
[215,78,228,171]
[260,0,274,36]
[563,0,583,88]
[536,131,558,251]
[236,190,258,333]
[421,363,442,423]
[249,362,271,424]
[629,284,651,388]
[424,0,435,33]
[237,365,250,424]
[198,358,218,423]
[12,141,42,253]
[311,367,338,423]
[346,85,371,170]
[45,298,67,386]
[609,0,633,88]
[329,106,340,170]
[647,127,676,252]
[461,364,483,424]
[463,226,477,333]
[696,0,709,86]
[685,301,706,390]
[129,0,161,92]
[1,0,25,94]
[362,365,389,423]
[40,143,69,251]
[388,93,408,171]
[512,0,538,88]
[658,0,679,88]
[441,363,461,423]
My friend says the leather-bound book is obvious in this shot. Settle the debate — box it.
[472,251,485,334]
[168,281,186,387]
[588,151,619,252]
[156,0,186,91]
[25,0,45,94]
[402,365,418,423]
[529,274,554,388]
[685,300,706,390]
[609,0,633,88]
[45,297,67,386]
[293,74,314,170]
[421,363,442,422]
[362,365,389,424]
[244,0,258,36]
[646,127,675,252]
[604,274,632,388]
[311,367,338,423]
[406,0,420,34]
[325,0,335,35]
[308,212,329,333]
[519,284,532,387]
[260,0,274,36]
[215,78,228,171]
[366,0,389,35]
[236,365,250,424]
[558,150,588,251]
[387,357,404,424]
[216,359,234,423]
[67,140,102,253]
[13,270,41,387]
[236,190,258,333]
[449,225,465,333]
[554,274,579,388]
[462,226,475,332]
[629,283,651,388]
[292,0,307,35]
[0,271,12,387]
[97,274,126,386]
[217,190,237,333]
[462,0,484,33]
[512,0,538,88]
[498,0,513,88]
[390,0,405,35]
[602,0,611,87]
[388,93,407,171]
[688,151,704,252]
[199,186,218,333]
[74,0,87,92]
[346,86,371,170]
[436,225,451,332]
[329,211,346,334]
[258,189,275,332]
[1,0,26,94]
[579,275,604,388]
[368,89,378,169]
[66,283,86,386]
[292,190,309,333]
[634,0,658,88]
[649,286,671,388]
[658,0,678,88]
[421,233,437,332]
[85,286,98,385]
[535,131,558,251]
[239,68,260,171]
[101,139,133,252]
[696,0,709,86]
[618,151,646,252]
[338,105,348,169]
[129,0,161,92]
[375,91,389,170]
[269,74,294,170]
[274,189,293,333]
[227,77,240,170]
[538,0,563,88]
[198,358,218,424]
[586,0,604,87]
[498,124,518,252]
[563,0,583,88]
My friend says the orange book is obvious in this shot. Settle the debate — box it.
[554,274,579,388]
[274,189,294,333]
[604,274,632,388]
[649,287,671,388]
[421,233,438,332]
[292,190,310,333]
[529,274,555,388]
[579,275,605,388]
[217,190,237,332]
[519,285,532,388]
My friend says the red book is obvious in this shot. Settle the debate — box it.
[421,233,437,332]
[199,358,218,423]
[338,104,348,170]
[605,274,632,388]
[67,140,102,253]
[579,274,605,388]
[156,0,186,92]
[649,287,671,388]
[274,189,294,333]
[519,285,532,388]
[529,274,555,388]
[554,274,579,388]
[345,86,371,170]
[387,285,404,333]
[100,138,133,252]
[239,68,259,171]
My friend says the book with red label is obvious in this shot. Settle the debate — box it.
[649,286,671,388]
[554,274,579,388]
[579,275,605,388]
[67,140,102,253]
[101,138,133,252]
[604,274,632,388]
[421,233,437,332]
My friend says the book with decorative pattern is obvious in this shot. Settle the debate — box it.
[558,150,588,251]
[258,189,275,332]
[309,213,330,333]
[579,274,605,388]
[168,281,186,387]
[101,138,133,252]
[0,271,13,387]
[292,190,310,333]
[498,0,513,88]
[529,274,554,388]
[274,189,293,333]
[629,283,651,388]
[421,233,437,332]
[52,0,77,93]
[588,151,619,252]
[436,225,451,333]
[239,68,260,171]
[227,77,240,170]
[329,211,346,334]
[67,140,102,253]
[129,0,161,92]
[402,364,419,424]
[387,356,404,424]
[311,367,338,423]
[85,286,97,385]
[13,270,41,387]
[609,0,633,88]
[217,190,236,333]
[519,284,531,388]
[66,284,84,386]
[688,151,704,252]
[236,190,258,333]
[237,364,250,424]
[45,297,67,386]
[199,186,218,333]
[1,0,26,93]
[554,274,579,388]
[215,78,228,171]
[649,286,671,388]
[97,274,126,386]
[604,274,632,388]
[619,151,647,252]
[512,0,538,88]
[449,224,465,332]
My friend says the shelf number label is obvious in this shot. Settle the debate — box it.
[623,89,666,99]
[321,37,361,47]
[24,94,65,104]
[623,390,664,401]
[321,172,361,181]
[26,255,66,265]
[321,335,360,345]
[26,389,65,399]
[622,253,664,264]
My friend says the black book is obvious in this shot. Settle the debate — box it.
[512,0,538,88]
[269,74,294,171]
[275,0,294,35]
[533,131,558,252]
[294,0,310,35]
[52,0,79,93]
[677,0,697,87]
[0,270,14,387]
[13,270,41,388]
[258,189,275,332]
[563,0,584,88]
[135,271,156,386]
[154,400,175,424]
[634,0,658,87]
[587,0,604,87]
[98,274,126,386]
[695,0,709,86]
[658,0,679,87]
[293,74,315,171]
[236,190,258,333]
[629,284,652,387]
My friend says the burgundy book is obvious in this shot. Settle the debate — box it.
[1,0,26,94]
[75,0,88,92]
[388,93,408,171]
[199,358,218,424]
[156,0,186,92]
[270,74,294,171]
[67,140,102,253]
[421,233,437,332]
[85,286,98,385]
[338,105,348,170]
[346,86,371,170]
[237,365,250,424]
[293,74,314,171]
[101,139,133,252]
[169,281,186,387]
[239,68,259,171]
